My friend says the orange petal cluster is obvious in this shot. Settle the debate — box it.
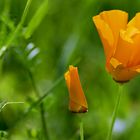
[93,10,140,82]
[64,65,88,113]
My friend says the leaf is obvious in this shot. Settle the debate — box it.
[24,0,49,39]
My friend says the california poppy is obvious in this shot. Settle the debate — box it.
[93,10,140,82]
[64,65,88,113]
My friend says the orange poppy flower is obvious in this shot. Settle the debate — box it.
[64,65,88,113]
[93,10,140,82]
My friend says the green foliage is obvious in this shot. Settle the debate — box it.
[24,0,49,39]
[0,0,140,140]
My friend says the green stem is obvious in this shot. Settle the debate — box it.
[0,101,24,112]
[11,75,63,130]
[80,120,84,140]
[106,85,123,140]
[5,0,32,47]
[27,69,49,140]
[24,76,63,115]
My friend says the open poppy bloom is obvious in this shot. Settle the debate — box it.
[93,10,140,82]
[64,65,88,113]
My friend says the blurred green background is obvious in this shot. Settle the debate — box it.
[0,0,140,140]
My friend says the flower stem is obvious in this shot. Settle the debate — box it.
[80,120,84,140]
[106,84,123,140]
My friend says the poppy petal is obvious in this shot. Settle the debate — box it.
[69,100,87,113]
[128,13,140,30]
[110,58,138,82]
[113,27,140,67]
[93,10,140,82]
[100,10,128,48]
[93,10,128,70]
[64,65,88,113]
[64,71,70,90]
[69,66,88,110]
[93,15,114,69]
[126,32,140,67]
[110,57,122,69]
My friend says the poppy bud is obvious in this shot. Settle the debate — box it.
[64,65,88,113]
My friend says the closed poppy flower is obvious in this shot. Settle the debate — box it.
[93,10,140,82]
[64,65,88,113]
